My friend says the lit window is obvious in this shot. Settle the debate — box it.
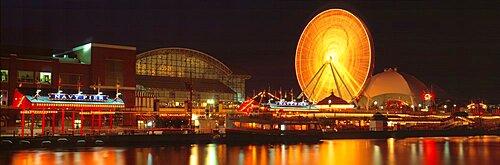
[37,72,52,84]
[0,70,7,82]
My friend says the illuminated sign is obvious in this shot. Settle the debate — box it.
[275,101,309,107]
[48,93,108,102]
[424,93,433,101]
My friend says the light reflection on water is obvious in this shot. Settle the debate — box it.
[1,136,499,165]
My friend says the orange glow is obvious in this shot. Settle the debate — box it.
[20,110,57,114]
[11,148,123,165]
[7,137,500,165]
[80,111,116,115]
[296,9,373,102]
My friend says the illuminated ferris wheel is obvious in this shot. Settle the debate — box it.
[295,9,374,106]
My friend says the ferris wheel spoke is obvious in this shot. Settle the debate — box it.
[296,9,373,106]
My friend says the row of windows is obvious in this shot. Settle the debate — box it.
[1,60,123,86]
[1,70,87,86]
[143,88,234,102]
[1,70,53,84]
[234,122,318,131]
[136,54,222,80]
[2,70,85,85]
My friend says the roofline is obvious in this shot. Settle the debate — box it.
[54,43,136,56]
[72,43,136,51]
[137,47,233,76]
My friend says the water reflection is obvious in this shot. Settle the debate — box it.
[1,136,499,165]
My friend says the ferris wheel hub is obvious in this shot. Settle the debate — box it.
[325,52,335,63]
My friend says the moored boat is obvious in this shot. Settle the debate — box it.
[225,112,323,143]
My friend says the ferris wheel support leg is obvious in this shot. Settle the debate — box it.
[329,62,343,99]
[309,64,327,102]
[331,64,359,107]
[297,63,327,99]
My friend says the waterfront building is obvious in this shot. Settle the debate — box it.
[359,68,429,111]
[315,93,355,110]
[1,43,251,134]
[369,112,388,131]
[135,48,250,111]
[0,43,137,135]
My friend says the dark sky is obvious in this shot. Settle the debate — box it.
[1,0,499,103]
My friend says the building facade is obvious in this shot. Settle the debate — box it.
[135,48,250,110]
[0,43,137,132]
[359,68,429,111]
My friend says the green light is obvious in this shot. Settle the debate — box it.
[83,43,92,52]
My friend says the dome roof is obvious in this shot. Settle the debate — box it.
[362,68,428,98]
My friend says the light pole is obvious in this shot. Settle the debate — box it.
[328,99,332,112]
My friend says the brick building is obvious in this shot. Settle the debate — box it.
[0,43,136,134]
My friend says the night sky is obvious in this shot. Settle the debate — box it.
[1,1,499,103]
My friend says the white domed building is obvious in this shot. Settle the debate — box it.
[359,68,429,110]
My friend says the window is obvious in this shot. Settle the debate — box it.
[36,72,52,84]
[0,70,7,82]
[105,59,123,85]
[0,90,7,106]
[18,71,34,83]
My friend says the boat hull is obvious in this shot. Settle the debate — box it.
[224,129,322,143]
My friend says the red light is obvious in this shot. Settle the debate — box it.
[422,93,433,100]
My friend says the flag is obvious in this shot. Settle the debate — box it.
[237,98,258,114]
[77,76,81,86]
[58,75,62,86]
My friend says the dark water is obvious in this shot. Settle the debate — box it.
[1,136,498,165]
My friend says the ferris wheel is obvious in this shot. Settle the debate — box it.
[295,9,374,106]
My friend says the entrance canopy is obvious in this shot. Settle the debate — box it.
[14,88,124,109]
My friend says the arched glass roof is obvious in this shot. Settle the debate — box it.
[136,48,233,78]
